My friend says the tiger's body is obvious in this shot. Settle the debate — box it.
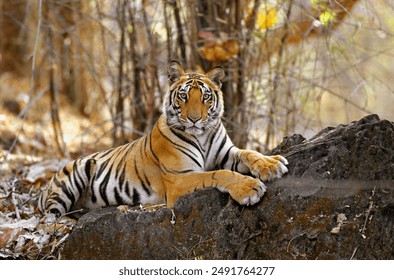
[39,61,288,215]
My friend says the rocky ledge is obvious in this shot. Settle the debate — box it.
[60,114,394,259]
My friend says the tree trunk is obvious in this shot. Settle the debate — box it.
[0,1,29,76]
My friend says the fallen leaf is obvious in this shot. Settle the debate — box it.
[117,205,129,212]
[330,226,340,235]
[0,227,21,248]
[330,213,347,234]
[0,216,39,230]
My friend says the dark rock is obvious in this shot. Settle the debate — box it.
[271,114,394,180]
[60,115,394,259]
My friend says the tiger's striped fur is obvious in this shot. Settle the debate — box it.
[38,61,288,215]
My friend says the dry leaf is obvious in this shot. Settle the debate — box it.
[0,227,22,248]
[331,213,347,234]
[199,39,239,62]
[117,205,129,213]
[330,226,340,235]
[0,216,39,230]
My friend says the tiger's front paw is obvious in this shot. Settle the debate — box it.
[228,177,266,206]
[241,151,289,181]
[254,154,288,181]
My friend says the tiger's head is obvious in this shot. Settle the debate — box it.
[164,60,225,136]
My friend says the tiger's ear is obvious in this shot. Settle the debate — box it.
[168,60,185,85]
[206,66,225,89]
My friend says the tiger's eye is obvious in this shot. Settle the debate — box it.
[203,93,210,101]
[179,92,187,99]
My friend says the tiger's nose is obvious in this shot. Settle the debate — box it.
[187,115,202,123]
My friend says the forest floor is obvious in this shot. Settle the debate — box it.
[0,74,112,259]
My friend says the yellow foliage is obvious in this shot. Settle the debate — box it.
[319,9,336,26]
[245,2,278,30]
[256,6,278,30]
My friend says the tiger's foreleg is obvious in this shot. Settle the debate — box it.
[164,170,266,207]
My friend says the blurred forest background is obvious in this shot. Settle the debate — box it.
[0,0,393,160]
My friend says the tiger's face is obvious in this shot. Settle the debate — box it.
[165,61,225,136]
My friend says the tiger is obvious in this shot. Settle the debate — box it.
[38,60,288,216]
